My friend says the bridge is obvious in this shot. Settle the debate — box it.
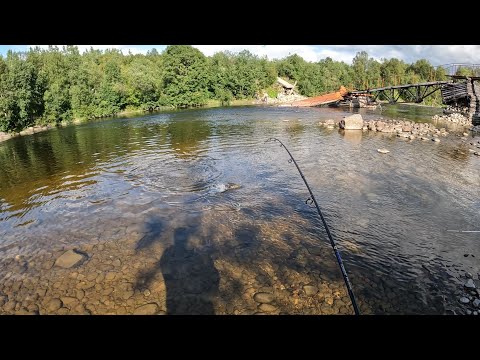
[346,76,480,125]
[289,63,480,125]
[349,81,449,104]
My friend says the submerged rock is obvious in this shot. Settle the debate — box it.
[253,292,274,304]
[133,303,160,315]
[54,250,87,269]
[303,285,318,296]
[258,303,277,312]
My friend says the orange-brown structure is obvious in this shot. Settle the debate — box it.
[291,86,349,107]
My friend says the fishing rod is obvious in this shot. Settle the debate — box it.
[266,137,360,315]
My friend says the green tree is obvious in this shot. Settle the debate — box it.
[0,51,42,131]
[161,45,209,107]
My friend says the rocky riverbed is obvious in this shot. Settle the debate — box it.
[455,271,480,316]
[0,209,357,315]
[320,115,480,157]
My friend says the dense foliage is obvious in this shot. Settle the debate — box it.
[0,45,448,132]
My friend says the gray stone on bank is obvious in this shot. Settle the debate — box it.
[54,249,87,269]
[460,297,470,304]
[473,299,480,308]
[253,292,274,304]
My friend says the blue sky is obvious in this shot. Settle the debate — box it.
[0,45,479,65]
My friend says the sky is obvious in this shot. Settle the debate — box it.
[0,45,479,66]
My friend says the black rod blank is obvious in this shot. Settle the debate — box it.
[267,137,360,315]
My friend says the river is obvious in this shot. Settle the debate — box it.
[0,104,479,314]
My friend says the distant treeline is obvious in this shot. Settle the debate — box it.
[0,45,451,132]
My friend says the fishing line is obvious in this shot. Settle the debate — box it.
[266,137,360,315]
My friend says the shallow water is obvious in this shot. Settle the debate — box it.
[0,104,479,315]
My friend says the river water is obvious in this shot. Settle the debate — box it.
[0,104,479,315]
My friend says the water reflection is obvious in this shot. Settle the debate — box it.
[166,118,211,158]
[339,129,363,144]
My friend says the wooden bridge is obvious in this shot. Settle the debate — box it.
[348,77,480,125]
[349,81,449,104]
[290,73,480,125]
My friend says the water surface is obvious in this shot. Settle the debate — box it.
[0,104,479,315]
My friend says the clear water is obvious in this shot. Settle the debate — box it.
[0,104,479,314]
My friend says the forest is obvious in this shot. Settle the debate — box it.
[0,45,454,132]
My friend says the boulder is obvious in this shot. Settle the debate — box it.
[339,114,363,130]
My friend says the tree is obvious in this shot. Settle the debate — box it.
[0,51,42,131]
[161,45,209,107]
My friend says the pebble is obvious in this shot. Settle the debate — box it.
[60,296,78,306]
[303,285,318,296]
[377,148,390,154]
[54,250,87,269]
[460,297,470,304]
[133,303,160,315]
[253,292,274,304]
[105,272,116,281]
[473,299,480,308]
[112,259,121,267]
[258,303,277,312]
[75,289,85,300]
[465,279,476,289]
[46,298,63,312]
